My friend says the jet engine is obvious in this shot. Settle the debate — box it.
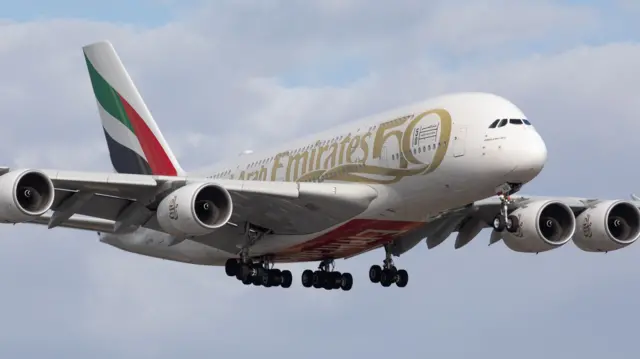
[572,200,640,252]
[502,200,576,253]
[0,169,55,223]
[156,182,233,238]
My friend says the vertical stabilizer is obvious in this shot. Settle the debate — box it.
[83,40,184,176]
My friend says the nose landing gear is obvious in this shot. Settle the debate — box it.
[491,183,521,233]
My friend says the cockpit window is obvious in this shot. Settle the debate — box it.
[488,118,532,129]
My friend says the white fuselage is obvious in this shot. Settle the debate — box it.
[99,92,548,265]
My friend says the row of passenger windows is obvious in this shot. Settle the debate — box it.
[390,141,448,160]
[488,118,531,128]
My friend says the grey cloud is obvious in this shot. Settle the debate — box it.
[0,1,639,358]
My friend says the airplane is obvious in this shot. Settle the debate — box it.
[2,40,639,292]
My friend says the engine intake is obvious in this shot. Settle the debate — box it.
[0,169,55,222]
[572,200,640,252]
[156,182,233,238]
[503,200,576,253]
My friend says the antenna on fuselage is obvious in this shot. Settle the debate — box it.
[239,150,253,156]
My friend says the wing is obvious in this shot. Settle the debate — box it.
[390,194,640,255]
[0,167,379,236]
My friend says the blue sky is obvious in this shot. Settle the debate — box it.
[0,0,187,24]
[1,1,640,358]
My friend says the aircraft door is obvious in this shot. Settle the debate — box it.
[452,126,467,157]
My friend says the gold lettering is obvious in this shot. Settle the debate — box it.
[309,141,321,171]
[315,145,329,169]
[346,135,361,163]
[271,153,286,181]
[401,109,449,166]
[372,115,412,168]
[323,143,338,169]
[258,166,267,181]
[286,151,309,181]
[360,132,372,163]
[338,136,351,165]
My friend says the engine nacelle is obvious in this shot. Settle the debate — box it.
[0,169,55,223]
[572,200,640,252]
[156,182,233,238]
[503,200,576,253]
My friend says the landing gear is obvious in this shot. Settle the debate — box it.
[301,259,353,291]
[225,258,293,288]
[369,243,408,288]
[224,222,292,288]
[491,183,521,233]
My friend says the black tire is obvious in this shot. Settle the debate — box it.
[492,215,506,232]
[261,272,271,287]
[330,272,342,289]
[506,215,520,233]
[369,265,382,283]
[396,269,409,288]
[281,270,293,288]
[301,269,313,288]
[380,269,393,287]
[340,272,353,291]
[225,259,238,277]
[312,271,323,289]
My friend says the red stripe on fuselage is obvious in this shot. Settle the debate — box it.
[119,94,178,176]
[274,219,425,263]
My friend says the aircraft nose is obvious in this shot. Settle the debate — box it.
[503,130,547,183]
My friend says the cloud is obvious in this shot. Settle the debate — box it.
[0,1,639,358]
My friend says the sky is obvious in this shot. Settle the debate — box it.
[0,0,639,358]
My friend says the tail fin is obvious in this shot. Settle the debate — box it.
[82,40,184,176]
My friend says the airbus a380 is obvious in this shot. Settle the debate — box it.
[2,40,639,291]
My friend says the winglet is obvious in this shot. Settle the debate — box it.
[631,194,640,201]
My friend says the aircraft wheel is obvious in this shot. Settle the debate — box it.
[506,215,520,233]
[281,270,293,288]
[380,269,393,287]
[312,271,324,289]
[301,269,314,288]
[225,259,238,277]
[340,272,353,291]
[492,214,506,232]
[396,269,409,288]
[369,265,382,283]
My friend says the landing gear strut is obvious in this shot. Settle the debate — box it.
[223,222,293,288]
[491,183,520,233]
[301,259,353,291]
[368,243,408,288]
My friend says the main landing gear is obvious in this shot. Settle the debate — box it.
[301,259,353,291]
[491,183,520,233]
[225,258,293,288]
[368,243,408,288]
[223,222,293,288]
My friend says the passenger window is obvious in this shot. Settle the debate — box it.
[489,119,499,128]
[509,119,523,125]
[498,119,507,127]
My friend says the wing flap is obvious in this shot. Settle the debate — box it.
[10,168,379,235]
[27,213,117,233]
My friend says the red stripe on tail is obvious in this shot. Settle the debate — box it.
[118,94,178,176]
